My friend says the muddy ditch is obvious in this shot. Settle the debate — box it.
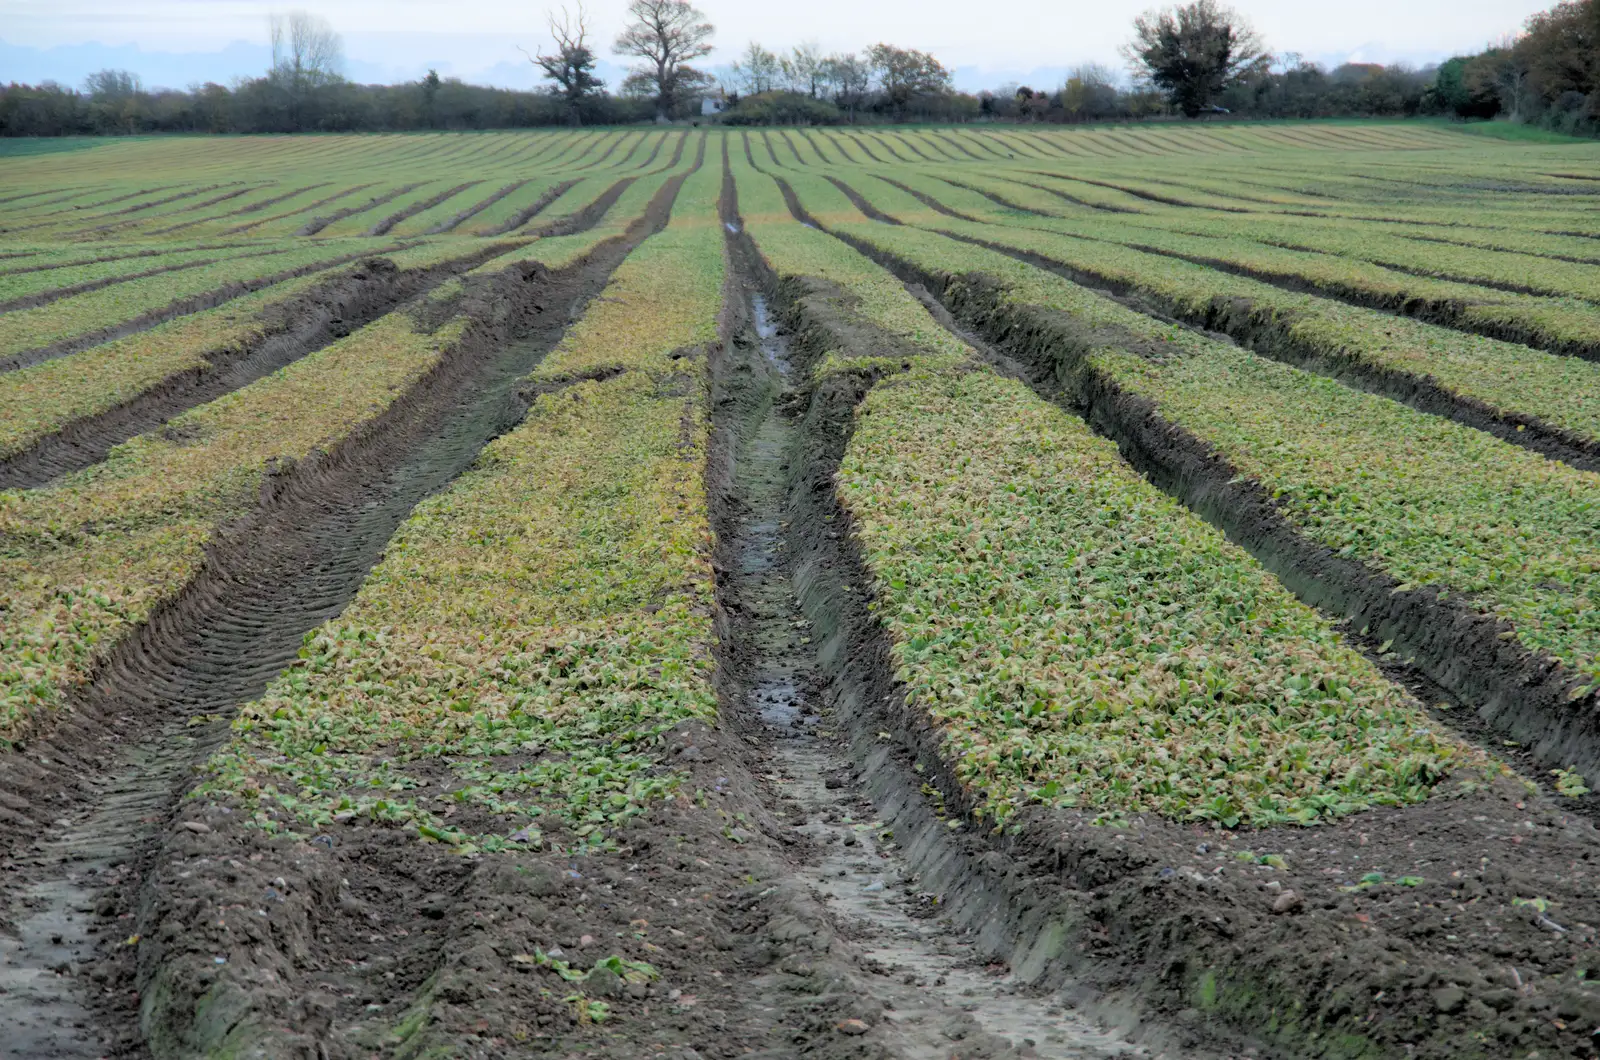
[0,242,527,492]
[717,162,1170,1060]
[0,171,705,1059]
[740,171,1600,1058]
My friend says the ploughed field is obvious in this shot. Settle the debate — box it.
[0,121,1598,1059]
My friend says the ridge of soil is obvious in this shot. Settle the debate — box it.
[0,242,526,491]
[0,243,411,374]
[0,171,701,1059]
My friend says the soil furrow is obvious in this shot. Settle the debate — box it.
[0,170,701,1060]
[0,243,524,491]
[422,178,529,234]
[937,226,1600,473]
[1,245,410,374]
[365,180,483,236]
[297,182,425,236]
[478,178,579,236]
[222,184,372,235]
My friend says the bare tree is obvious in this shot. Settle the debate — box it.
[787,41,825,98]
[867,43,953,117]
[1123,0,1268,117]
[820,52,871,123]
[270,11,344,89]
[1061,63,1120,122]
[521,4,604,125]
[730,41,782,96]
[613,0,715,121]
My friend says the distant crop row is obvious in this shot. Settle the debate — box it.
[815,214,1600,703]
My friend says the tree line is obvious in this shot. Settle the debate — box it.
[1,0,1594,136]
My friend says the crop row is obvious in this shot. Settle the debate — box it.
[199,163,727,851]
[0,294,463,740]
[724,163,1490,829]
[837,362,1487,826]
[889,168,1600,360]
[0,240,392,365]
[815,216,1600,725]
[819,171,1600,455]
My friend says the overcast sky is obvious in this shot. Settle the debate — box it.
[2,0,1551,92]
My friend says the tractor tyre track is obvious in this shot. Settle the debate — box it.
[0,172,697,1060]
[0,242,525,491]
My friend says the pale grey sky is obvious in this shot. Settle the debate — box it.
[0,0,1552,92]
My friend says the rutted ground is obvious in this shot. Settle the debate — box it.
[0,169,695,1059]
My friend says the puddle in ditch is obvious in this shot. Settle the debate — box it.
[732,289,1142,1059]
